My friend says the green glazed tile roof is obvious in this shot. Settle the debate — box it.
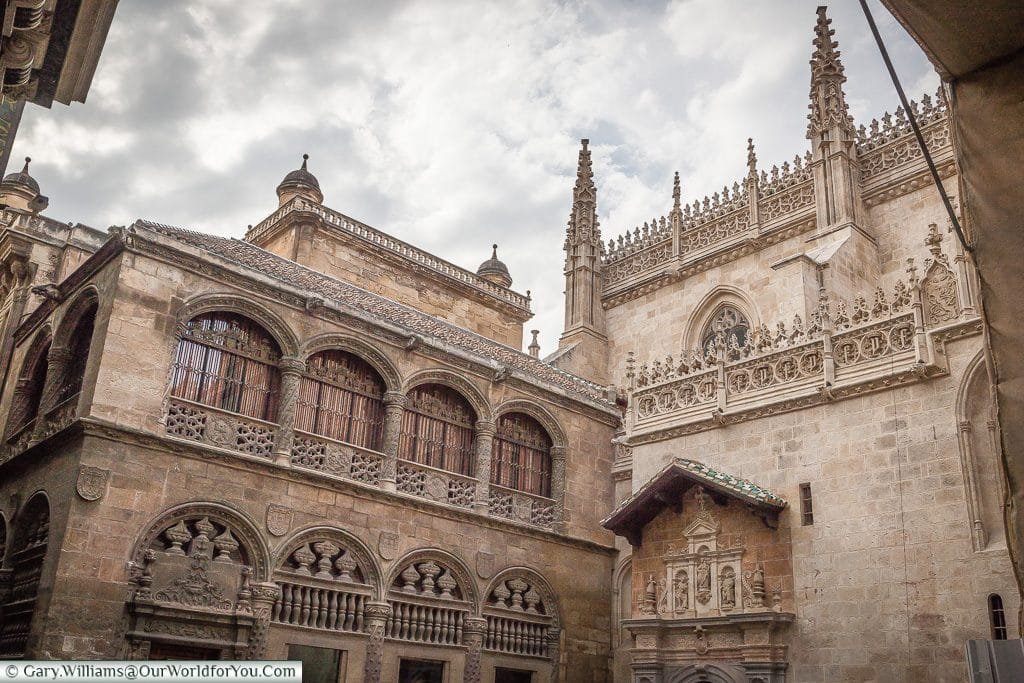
[674,459,787,508]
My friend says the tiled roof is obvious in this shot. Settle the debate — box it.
[134,220,613,408]
[602,458,787,544]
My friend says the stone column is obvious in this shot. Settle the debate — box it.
[462,617,487,683]
[380,392,407,492]
[957,420,986,551]
[272,357,305,466]
[546,627,562,683]
[473,419,496,512]
[362,601,391,683]
[246,583,281,660]
[549,446,567,529]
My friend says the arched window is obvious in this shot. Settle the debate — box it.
[54,302,96,406]
[492,413,552,497]
[989,594,1007,640]
[701,305,750,352]
[6,335,50,439]
[296,351,385,450]
[0,493,49,658]
[170,313,281,421]
[398,384,476,476]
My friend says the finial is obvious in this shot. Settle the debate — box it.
[491,243,498,258]
[21,156,30,173]
[581,138,589,149]
[672,172,681,212]
[746,138,757,176]
[528,329,541,358]
[300,153,309,171]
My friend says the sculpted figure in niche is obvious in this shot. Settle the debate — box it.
[720,567,736,609]
[673,570,688,611]
[696,554,712,604]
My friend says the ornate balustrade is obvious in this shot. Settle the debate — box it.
[483,613,551,657]
[679,206,750,255]
[756,180,814,226]
[247,197,531,312]
[488,483,558,529]
[290,430,383,487]
[604,238,672,287]
[385,596,467,646]
[396,459,477,510]
[271,580,369,632]
[164,398,277,459]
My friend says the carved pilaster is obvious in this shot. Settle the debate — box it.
[362,601,391,683]
[546,626,562,683]
[549,446,567,529]
[272,357,305,466]
[473,420,496,512]
[462,617,487,683]
[380,392,407,492]
[246,582,281,659]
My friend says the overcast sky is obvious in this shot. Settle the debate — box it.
[10,0,937,353]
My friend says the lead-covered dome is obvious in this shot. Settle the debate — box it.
[477,244,512,288]
[276,153,323,207]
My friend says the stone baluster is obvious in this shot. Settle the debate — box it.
[362,601,391,683]
[380,392,407,492]
[272,356,305,466]
[462,617,487,683]
[549,446,567,529]
[31,344,71,440]
[473,419,496,512]
[246,583,281,659]
[546,627,562,683]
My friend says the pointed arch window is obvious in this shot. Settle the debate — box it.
[6,335,50,439]
[491,413,552,497]
[398,384,476,476]
[54,302,96,406]
[170,313,281,421]
[701,305,750,352]
[989,594,1007,640]
[296,350,385,450]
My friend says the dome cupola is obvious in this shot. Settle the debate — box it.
[476,244,512,288]
[276,153,323,207]
[0,157,48,214]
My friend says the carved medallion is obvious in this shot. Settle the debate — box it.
[424,474,447,502]
[76,465,110,501]
[205,415,236,447]
[265,505,291,537]
[378,531,399,560]
[476,551,495,579]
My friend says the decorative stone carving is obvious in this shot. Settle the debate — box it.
[377,531,399,560]
[265,504,291,537]
[75,465,109,501]
[476,551,494,579]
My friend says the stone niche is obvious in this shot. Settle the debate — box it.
[602,460,794,683]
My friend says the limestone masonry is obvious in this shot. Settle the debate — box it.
[0,6,1015,683]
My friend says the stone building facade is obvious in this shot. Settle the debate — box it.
[0,6,1018,683]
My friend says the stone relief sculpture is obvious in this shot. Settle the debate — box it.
[695,552,712,605]
[673,570,688,611]
[720,567,736,609]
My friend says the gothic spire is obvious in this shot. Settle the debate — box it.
[807,6,853,139]
[566,138,599,246]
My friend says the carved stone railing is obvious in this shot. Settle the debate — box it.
[395,460,477,510]
[488,483,558,530]
[271,579,369,632]
[164,398,277,459]
[757,180,814,225]
[634,369,718,425]
[483,612,552,657]
[247,197,531,312]
[604,238,672,286]
[385,595,468,646]
[289,430,384,487]
[679,206,750,254]
[859,118,951,183]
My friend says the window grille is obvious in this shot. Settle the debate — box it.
[55,304,96,405]
[0,495,48,658]
[170,313,281,421]
[296,351,385,450]
[6,337,49,437]
[492,413,552,497]
[799,483,814,526]
[989,594,1007,640]
[398,384,476,476]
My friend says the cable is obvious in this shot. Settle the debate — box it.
[858,0,974,253]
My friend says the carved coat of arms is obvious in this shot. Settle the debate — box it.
[76,465,110,501]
